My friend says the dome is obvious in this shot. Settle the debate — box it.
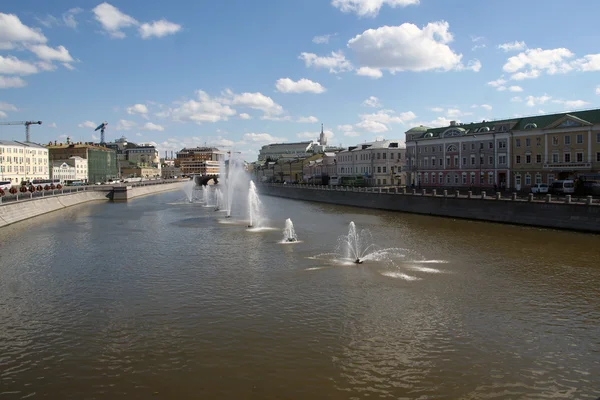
[406,125,431,134]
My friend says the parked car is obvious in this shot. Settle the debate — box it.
[530,183,549,194]
[549,180,575,194]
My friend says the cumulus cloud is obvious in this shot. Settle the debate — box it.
[299,50,353,74]
[297,129,334,141]
[552,99,590,109]
[170,90,236,123]
[139,19,182,39]
[0,75,26,88]
[331,0,420,18]
[509,85,523,92]
[243,133,287,143]
[525,95,551,107]
[297,116,319,123]
[0,13,47,50]
[239,113,251,120]
[78,120,97,129]
[313,33,336,44]
[338,124,361,137]
[223,89,284,117]
[355,109,416,133]
[28,44,74,64]
[503,48,574,79]
[127,103,149,118]
[347,21,479,74]
[92,2,138,39]
[362,96,382,108]
[0,55,38,75]
[141,122,165,131]
[487,77,507,91]
[116,119,137,130]
[356,66,382,78]
[596,86,600,95]
[275,78,326,93]
[498,41,527,52]
[0,102,18,112]
[37,8,83,29]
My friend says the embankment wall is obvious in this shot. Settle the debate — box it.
[258,185,600,233]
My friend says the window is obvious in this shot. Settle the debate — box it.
[516,155,521,164]
[488,156,493,165]
[576,134,583,144]
[424,173,429,184]
[536,154,542,163]
[471,156,475,165]
[462,157,467,165]
[454,175,459,184]
[383,179,387,185]
[548,174,555,184]
[499,155,506,164]
[480,172,484,184]
[383,166,387,173]
[480,143,484,149]
[446,174,451,184]
[462,174,466,184]
[424,158,429,167]
[576,152,583,162]
[377,153,381,159]
[597,152,600,162]
[526,154,531,164]
[377,166,381,173]
[564,153,571,163]
[383,153,386,159]
[564,135,571,145]
[553,136,559,145]
[552,153,559,163]
[488,174,493,185]
[471,143,475,150]
[535,174,542,185]
[536,137,541,146]
[390,152,394,159]
[525,174,531,186]
[470,173,475,185]
[432,173,436,184]
[597,133,600,143]
[516,138,521,147]
[515,175,521,187]
[397,153,402,161]
[432,158,436,166]
[489,142,493,149]
[439,146,442,152]
[499,141,506,149]
[525,138,531,147]
[480,156,484,165]
[462,143,466,151]
[446,156,450,167]
[454,156,458,167]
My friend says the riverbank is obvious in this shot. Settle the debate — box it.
[0,181,184,228]
[258,184,600,233]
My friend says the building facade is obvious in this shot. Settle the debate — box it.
[0,140,49,184]
[258,141,315,161]
[405,109,600,191]
[50,156,88,183]
[175,147,226,175]
[336,140,406,186]
[47,141,117,183]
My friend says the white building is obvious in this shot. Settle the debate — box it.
[0,140,49,185]
[336,140,406,186]
[50,156,88,183]
[258,141,314,161]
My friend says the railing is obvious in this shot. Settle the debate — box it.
[543,162,592,169]
[0,179,184,204]
[259,182,599,205]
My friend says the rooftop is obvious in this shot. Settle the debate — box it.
[0,140,48,149]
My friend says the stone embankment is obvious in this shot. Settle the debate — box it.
[0,181,184,228]
[258,184,600,233]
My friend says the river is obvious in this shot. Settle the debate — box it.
[0,189,599,399]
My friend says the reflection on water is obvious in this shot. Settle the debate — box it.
[0,191,598,399]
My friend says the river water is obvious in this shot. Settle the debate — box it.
[0,189,599,399]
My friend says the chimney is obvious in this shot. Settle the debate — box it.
[450,121,457,126]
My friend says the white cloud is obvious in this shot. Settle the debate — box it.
[275,78,326,94]
[92,2,138,39]
[498,41,527,52]
[127,103,149,117]
[511,96,522,102]
[480,104,492,111]
[170,90,236,123]
[355,109,416,133]
[552,99,590,109]
[299,50,353,74]
[243,133,287,143]
[0,13,47,50]
[338,124,361,137]
[116,119,137,130]
[297,129,334,140]
[78,120,97,129]
[47,122,57,128]
[0,102,18,112]
[63,62,75,71]
[362,96,382,108]
[0,111,7,118]
[28,44,74,64]
[239,113,251,120]
[37,8,83,29]
[596,86,600,95]
[141,122,164,131]
[331,0,420,18]
[348,22,480,74]
[0,75,26,88]
[430,107,444,112]
[0,55,38,75]
[36,61,56,71]
[139,19,182,39]
[409,116,455,128]
[503,48,574,79]
[472,44,486,51]
[525,95,551,107]
[571,54,600,72]
[508,85,523,92]
[487,77,507,91]
[260,115,292,121]
[344,131,360,137]
[224,89,284,116]
[446,108,473,117]
[356,66,382,79]
[313,34,335,44]
[356,120,388,133]
[297,116,319,123]
[135,132,143,137]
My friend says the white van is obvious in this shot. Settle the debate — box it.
[550,180,575,194]
[0,180,11,190]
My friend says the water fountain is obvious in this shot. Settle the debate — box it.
[247,181,262,228]
[225,156,246,218]
[339,221,377,264]
[214,188,224,211]
[282,218,298,242]
[182,179,196,203]
[202,185,210,204]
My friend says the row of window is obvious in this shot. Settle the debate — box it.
[0,148,47,155]
[515,152,600,164]
[338,152,403,162]
[515,174,555,187]
[0,166,49,173]
[418,172,494,186]
[414,154,508,168]
[339,166,396,174]
[516,134,592,147]
[415,141,508,154]
[0,157,48,164]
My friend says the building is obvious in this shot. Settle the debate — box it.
[50,156,87,183]
[0,140,49,184]
[47,140,117,184]
[337,140,406,186]
[121,166,161,179]
[258,141,315,161]
[405,109,600,191]
[175,147,226,175]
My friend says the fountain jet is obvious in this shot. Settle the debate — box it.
[182,179,196,203]
[340,221,376,264]
[247,181,263,228]
[283,218,298,242]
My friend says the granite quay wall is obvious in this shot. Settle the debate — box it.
[0,181,185,227]
[258,184,600,233]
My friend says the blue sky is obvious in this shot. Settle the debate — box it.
[2,0,600,160]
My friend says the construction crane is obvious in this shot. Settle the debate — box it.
[0,121,42,142]
[94,121,108,144]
